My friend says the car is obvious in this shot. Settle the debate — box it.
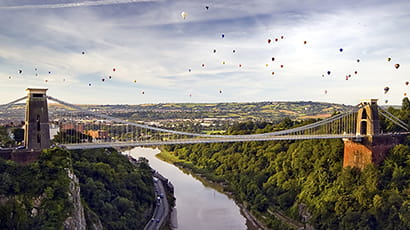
[16,146,25,149]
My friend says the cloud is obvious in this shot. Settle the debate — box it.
[0,0,161,10]
[0,0,410,105]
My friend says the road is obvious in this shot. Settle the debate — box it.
[144,176,169,230]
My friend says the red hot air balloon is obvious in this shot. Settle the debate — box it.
[406,81,409,86]
[395,64,400,69]
[268,39,271,43]
[113,68,116,72]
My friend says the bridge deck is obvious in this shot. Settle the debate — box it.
[62,134,365,150]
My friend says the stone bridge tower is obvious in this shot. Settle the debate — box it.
[343,99,401,169]
[356,99,380,136]
[24,88,51,150]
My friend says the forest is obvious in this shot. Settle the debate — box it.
[162,98,410,229]
[70,148,155,229]
[0,146,155,230]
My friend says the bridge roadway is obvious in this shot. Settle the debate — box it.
[62,133,364,150]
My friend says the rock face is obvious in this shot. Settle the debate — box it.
[64,169,86,230]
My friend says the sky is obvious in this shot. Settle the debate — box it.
[0,0,409,105]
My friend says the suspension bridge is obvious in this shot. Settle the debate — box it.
[0,88,408,153]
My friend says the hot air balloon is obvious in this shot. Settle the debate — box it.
[385,100,388,104]
[395,64,400,69]
[45,80,48,83]
[272,57,275,61]
[134,80,137,83]
[404,93,407,96]
[339,48,343,52]
[233,49,236,53]
[387,57,391,62]
[202,64,205,67]
[113,68,116,72]
[219,89,222,94]
[325,90,328,94]
[34,68,38,71]
[101,78,105,82]
[109,76,112,79]
[384,87,390,94]
[271,72,275,75]
[239,64,242,67]
[88,83,91,86]
[8,76,11,79]
[213,49,216,53]
[280,65,284,68]
[221,34,225,38]
[222,61,226,64]
[265,64,269,67]
[304,41,307,44]
[188,68,192,72]
[281,35,284,39]
[82,51,85,55]
[357,59,360,63]
[205,6,209,10]
[406,81,409,86]
[268,39,271,44]
[142,91,145,94]
[322,74,325,77]
[48,71,51,74]
[346,76,349,80]
[275,38,278,42]
[327,71,331,75]
[354,71,358,74]
[181,11,187,19]
[18,69,22,74]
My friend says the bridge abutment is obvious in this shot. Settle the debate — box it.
[343,99,403,169]
[343,135,402,169]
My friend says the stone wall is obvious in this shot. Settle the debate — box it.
[0,149,41,165]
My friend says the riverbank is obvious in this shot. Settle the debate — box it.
[156,148,269,230]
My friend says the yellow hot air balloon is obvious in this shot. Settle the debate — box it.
[181,11,187,19]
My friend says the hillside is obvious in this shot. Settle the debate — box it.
[0,101,354,125]
[0,147,155,230]
[86,101,353,122]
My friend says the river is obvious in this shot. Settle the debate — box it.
[124,147,259,230]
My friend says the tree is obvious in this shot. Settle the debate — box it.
[12,128,24,143]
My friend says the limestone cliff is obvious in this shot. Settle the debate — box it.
[64,169,86,230]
